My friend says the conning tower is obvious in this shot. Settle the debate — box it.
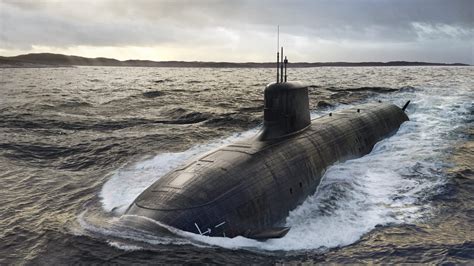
[259,33,311,141]
[259,82,310,140]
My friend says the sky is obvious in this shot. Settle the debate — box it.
[0,0,473,64]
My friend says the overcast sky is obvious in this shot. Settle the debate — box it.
[0,0,473,63]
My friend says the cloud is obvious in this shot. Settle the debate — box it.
[0,0,472,63]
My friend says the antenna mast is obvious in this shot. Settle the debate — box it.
[280,47,284,83]
[276,25,279,83]
[276,26,289,83]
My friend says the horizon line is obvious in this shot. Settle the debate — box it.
[1,52,471,66]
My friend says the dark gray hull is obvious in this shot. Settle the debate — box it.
[125,102,408,238]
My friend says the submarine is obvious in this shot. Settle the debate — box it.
[123,47,410,239]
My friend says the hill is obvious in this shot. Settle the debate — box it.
[0,53,469,68]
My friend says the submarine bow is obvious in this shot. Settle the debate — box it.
[124,80,409,239]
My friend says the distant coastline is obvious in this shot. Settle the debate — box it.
[0,53,469,68]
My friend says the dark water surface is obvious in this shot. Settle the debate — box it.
[0,66,472,264]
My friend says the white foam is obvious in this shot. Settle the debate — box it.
[107,241,143,251]
[98,85,470,251]
[77,212,194,248]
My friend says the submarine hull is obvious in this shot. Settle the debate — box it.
[125,102,408,238]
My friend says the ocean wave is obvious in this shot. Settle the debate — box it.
[0,143,84,160]
[0,141,132,171]
[327,86,397,93]
[327,85,417,93]
[58,100,93,108]
[238,105,264,113]
[186,80,202,84]
[203,113,260,128]
[142,90,164,98]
